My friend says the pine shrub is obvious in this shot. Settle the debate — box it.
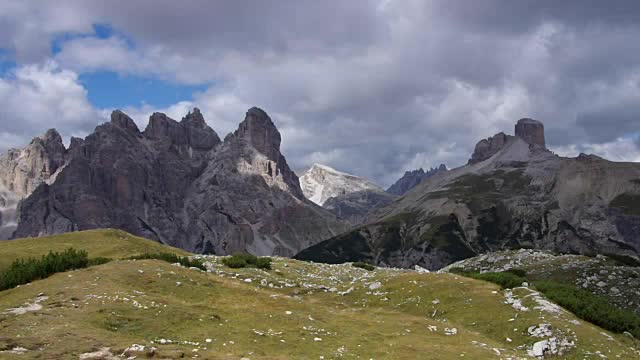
[451,270,526,289]
[222,253,272,270]
[352,262,375,271]
[535,281,640,338]
[0,248,95,291]
[128,252,206,270]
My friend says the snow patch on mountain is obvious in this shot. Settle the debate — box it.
[300,164,384,206]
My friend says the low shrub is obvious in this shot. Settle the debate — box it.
[255,257,273,270]
[352,262,375,271]
[605,254,640,267]
[222,256,249,269]
[447,267,468,275]
[470,271,527,289]
[88,257,112,266]
[535,281,640,338]
[128,253,206,271]
[222,253,272,270]
[0,248,97,291]
[453,270,527,289]
[504,268,527,277]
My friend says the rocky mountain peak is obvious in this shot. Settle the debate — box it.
[468,132,511,164]
[145,110,220,151]
[110,110,140,133]
[0,128,71,238]
[181,107,207,128]
[515,118,545,147]
[41,128,62,144]
[233,107,281,161]
[387,164,448,195]
[37,129,67,167]
[12,106,346,255]
[300,164,383,206]
[469,118,547,165]
[145,112,174,137]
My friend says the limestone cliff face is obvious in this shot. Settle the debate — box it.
[297,119,640,270]
[12,107,348,255]
[0,129,68,238]
[515,118,545,147]
[178,108,344,256]
[468,132,511,164]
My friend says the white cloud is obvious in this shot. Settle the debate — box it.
[552,138,640,163]
[0,0,93,62]
[0,61,103,149]
[2,1,640,186]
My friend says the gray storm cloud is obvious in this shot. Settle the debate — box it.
[0,0,639,186]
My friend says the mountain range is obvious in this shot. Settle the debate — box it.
[386,164,448,195]
[1,107,347,256]
[296,118,640,269]
[1,110,639,271]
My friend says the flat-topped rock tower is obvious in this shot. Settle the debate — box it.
[515,118,545,147]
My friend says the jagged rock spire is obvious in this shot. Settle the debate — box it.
[111,110,140,132]
[468,132,510,164]
[144,109,220,151]
[515,118,545,147]
[233,107,282,161]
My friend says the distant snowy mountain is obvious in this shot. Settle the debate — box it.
[299,164,384,206]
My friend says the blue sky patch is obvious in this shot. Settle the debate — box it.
[51,23,130,54]
[79,71,208,109]
[0,49,15,76]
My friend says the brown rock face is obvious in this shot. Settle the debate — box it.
[468,132,511,164]
[515,118,545,147]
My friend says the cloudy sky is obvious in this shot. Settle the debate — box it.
[0,0,639,186]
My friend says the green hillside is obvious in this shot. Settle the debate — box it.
[0,233,638,359]
[0,229,190,272]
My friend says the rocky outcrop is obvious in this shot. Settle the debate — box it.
[442,249,640,315]
[323,190,397,225]
[13,107,348,256]
[515,118,545,147]
[0,129,67,196]
[387,164,448,195]
[297,118,640,270]
[144,108,221,153]
[468,119,546,165]
[0,129,69,239]
[468,132,511,164]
